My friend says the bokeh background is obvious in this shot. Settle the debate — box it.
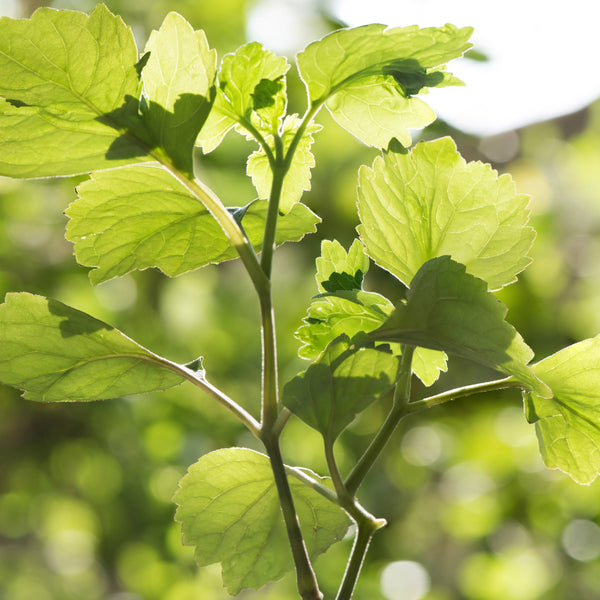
[2,1,600,599]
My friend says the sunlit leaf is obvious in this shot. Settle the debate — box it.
[358,137,535,290]
[174,448,349,594]
[296,240,447,385]
[525,337,600,484]
[371,256,550,397]
[0,293,183,401]
[198,42,289,152]
[0,5,153,177]
[247,116,321,213]
[283,335,398,441]
[296,23,472,147]
[141,12,216,174]
[66,164,320,283]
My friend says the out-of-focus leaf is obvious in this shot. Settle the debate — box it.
[358,137,535,290]
[247,116,321,213]
[66,164,320,283]
[198,42,289,152]
[283,335,398,441]
[141,12,216,174]
[372,256,550,397]
[173,447,349,595]
[0,5,152,177]
[0,293,183,401]
[525,337,600,484]
[296,24,472,147]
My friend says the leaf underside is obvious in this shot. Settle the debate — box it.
[174,448,349,595]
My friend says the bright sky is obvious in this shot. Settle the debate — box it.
[249,0,600,136]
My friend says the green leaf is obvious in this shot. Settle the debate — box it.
[247,116,321,213]
[296,23,472,147]
[0,5,152,178]
[173,448,349,594]
[358,137,535,290]
[525,337,600,484]
[283,335,399,441]
[140,12,216,174]
[66,164,320,283]
[296,240,447,385]
[0,293,183,401]
[371,256,550,397]
[198,42,289,152]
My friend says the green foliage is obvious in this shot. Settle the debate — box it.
[1,4,600,600]
[357,137,535,290]
[526,337,600,484]
[0,292,183,401]
[174,448,349,594]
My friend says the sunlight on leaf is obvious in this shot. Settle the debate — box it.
[525,337,600,484]
[174,448,349,595]
[296,23,472,147]
[358,137,535,290]
[66,164,320,283]
[0,293,183,401]
[0,5,152,177]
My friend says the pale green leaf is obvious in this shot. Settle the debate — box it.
[174,448,349,594]
[296,240,447,385]
[371,256,550,397]
[141,12,216,174]
[247,115,321,213]
[0,5,152,177]
[66,164,320,283]
[283,335,398,441]
[0,292,183,401]
[358,137,535,290]
[525,337,600,484]
[198,42,289,152]
[296,23,472,147]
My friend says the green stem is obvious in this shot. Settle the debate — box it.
[405,376,521,415]
[262,434,323,600]
[335,518,381,600]
[260,289,279,427]
[345,346,415,495]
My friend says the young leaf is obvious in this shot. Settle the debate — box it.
[66,164,320,283]
[358,137,535,290]
[0,5,152,177]
[173,448,349,595]
[371,256,550,398]
[247,116,321,213]
[296,23,472,147]
[296,240,448,385]
[198,42,289,152]
[140,12,216,174]
[283,335,399,442]
[0,293,183,401]
[525,337,600,484]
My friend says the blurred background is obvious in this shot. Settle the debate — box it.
[1,0,600,599]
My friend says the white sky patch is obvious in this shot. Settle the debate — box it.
[329,0,600,135]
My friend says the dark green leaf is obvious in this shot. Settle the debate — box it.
[358,137,535,290]
[0,293,183,401]
[525,337,600,484]
[284,335,399,441]
[66,165,320,283]
[371,256,550,397]
[174,448,349,594]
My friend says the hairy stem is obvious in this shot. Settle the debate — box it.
[345,346,415,495]
[262,434,324,600]
[405,376,521,415]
